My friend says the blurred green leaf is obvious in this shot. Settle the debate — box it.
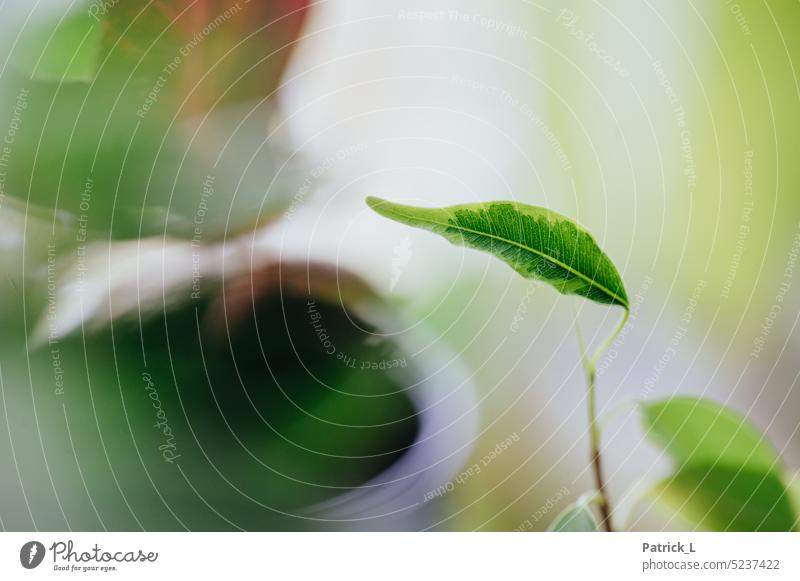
[547,497,599,531]
[655,465,796,532]
[1,1,309,240]
[14,8,102,81]
[641,397,782,474]
[642,397,796,531]
[786,473,800,526]
[366,197,628,308]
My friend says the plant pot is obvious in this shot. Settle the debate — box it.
[0,256,477,531]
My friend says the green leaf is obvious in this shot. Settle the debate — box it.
[641,397,796,531]
[654,465,797,531]
[14,7,102,81]
[786,473,800,528]
[366,197,628,308]
[547,498,600,531]
[641,397,782,474]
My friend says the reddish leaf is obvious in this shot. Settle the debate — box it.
[102,0,310,115]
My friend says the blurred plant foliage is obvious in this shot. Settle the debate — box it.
[642,398,797,531]
[1,0,308,240]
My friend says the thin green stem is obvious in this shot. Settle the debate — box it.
[575,307,629,532]
[590,308,629,368]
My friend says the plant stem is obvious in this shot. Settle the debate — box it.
[575,308,629,532]
[587,366,613,532]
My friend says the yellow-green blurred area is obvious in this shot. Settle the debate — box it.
[1,0,799,531]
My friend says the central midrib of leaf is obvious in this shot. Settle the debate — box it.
[386,205,629,309]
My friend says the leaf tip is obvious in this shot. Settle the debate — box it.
[365,196,403,221]
[365,196,387,211]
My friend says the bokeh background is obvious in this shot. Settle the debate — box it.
[0,0,798,531]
